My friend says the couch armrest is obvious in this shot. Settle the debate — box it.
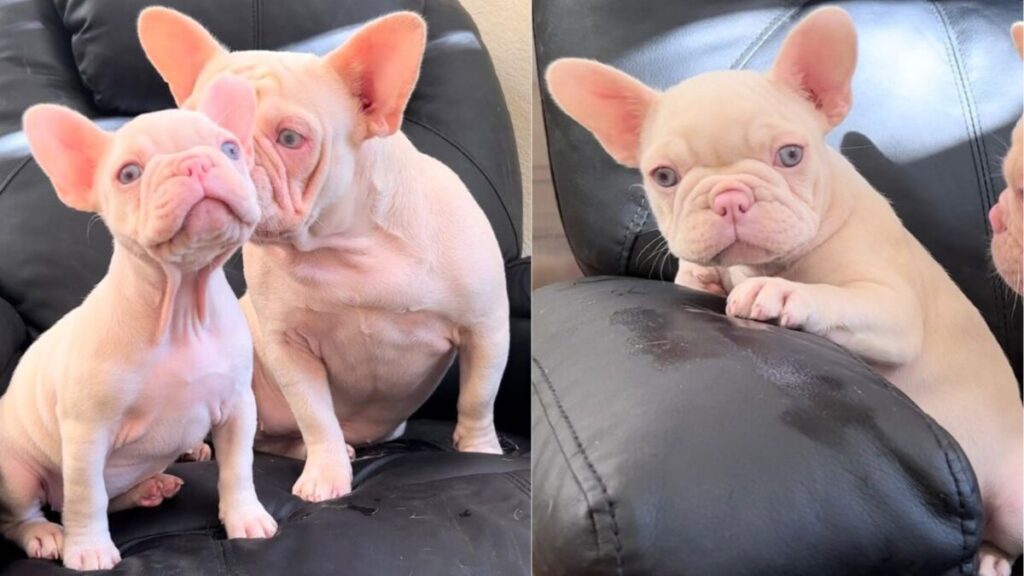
[0,295,27,394]
[532,276,982,576]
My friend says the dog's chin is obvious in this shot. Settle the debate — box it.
[710,242,779,266]
[148,200,249,267]
[991,230,1023,294]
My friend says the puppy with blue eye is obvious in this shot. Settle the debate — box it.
[548,8,1022,574]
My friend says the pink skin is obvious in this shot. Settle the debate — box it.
[0,76,276,571]
[139,10,509,503]
[989,23,1023,296]
[548,8,1022,573]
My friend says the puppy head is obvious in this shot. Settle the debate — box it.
[23,75,261,269]
[546,7,857,266]
[138,8,426,245]
[990,22,1024,294]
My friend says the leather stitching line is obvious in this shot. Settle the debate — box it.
[403,116,521,254]
[930,1,1010,352]
[730,1,806,70]
[532,355,624,575]
[530,367,602,553]
[0,156,31,199]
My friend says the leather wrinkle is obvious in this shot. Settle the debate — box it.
[930,1,1011,349]
[532,355,625,575]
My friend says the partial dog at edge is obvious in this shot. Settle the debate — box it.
[138,9,510,502]
[546,8,1022,575]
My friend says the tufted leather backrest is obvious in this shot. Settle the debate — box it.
[535,0,1023,380]
[0,0,522,347]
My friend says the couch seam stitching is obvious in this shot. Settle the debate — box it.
[929,1,1009,351]
[0,156,31,199]
[403,116,520,255]
[532,356,624,575]
[530,369,602,553]
[922,414,973,574]
[617,190,648,276]
[730,1,805,70]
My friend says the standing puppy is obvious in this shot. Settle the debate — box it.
[990,23,1023,294]
[138,10,509,502]
[547,8,1021,575]
[0,75,277,570]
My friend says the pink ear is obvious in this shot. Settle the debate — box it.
[323,11,427,139]
[138,7,227,105]
[22,105,111,212]
[770,7,857,128]
[545,58,657,168]
[1012,22,1023,60]
[198,74,256,144]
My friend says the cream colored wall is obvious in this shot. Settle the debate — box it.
[459,0,532,254]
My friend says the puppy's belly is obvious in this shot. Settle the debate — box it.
[256,307,457,445]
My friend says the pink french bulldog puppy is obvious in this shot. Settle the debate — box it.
[0,75,277,570]
[137,9,509,502]
[547,7,1021,575]
[990,22,1023,294]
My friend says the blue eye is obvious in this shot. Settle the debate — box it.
[650,166,679,188]
[221,141,241,160]
[117,163,143,184]
[777,144,804,168]
[277,129,304,149]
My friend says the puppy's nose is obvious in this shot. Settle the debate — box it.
[712,190,752,219]
[989,203,1006,233]
[178,156,213,179]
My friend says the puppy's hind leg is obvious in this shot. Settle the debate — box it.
[0,467,63,561]
[978,448,1023,576]
[108,473,184,513]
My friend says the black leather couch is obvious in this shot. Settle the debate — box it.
[533,1,1022,575]
[0,0,529,574]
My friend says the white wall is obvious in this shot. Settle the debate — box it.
[459,0,532,254]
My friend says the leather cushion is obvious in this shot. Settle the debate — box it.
[532,277,983,576]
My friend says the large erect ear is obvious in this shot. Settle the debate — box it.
[1012,22,1023,59]
[770,7,857,128]
[138,7,227,105]
[198,74,257,144]
[323,11,427,139]
[545,58,657,168]
[23,105,111,213]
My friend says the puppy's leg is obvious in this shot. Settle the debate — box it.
[675,261,727,296]
[453,320,508,454]
[178,441,212,462]
[263,337,352,502]
[1,468,63,561]
[212,386,277,539]
[978,446,1023,576]
[58,423,120,570]
[108,474,184,512]
[726,277,922,365]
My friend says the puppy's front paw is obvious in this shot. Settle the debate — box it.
[453,421,502,454]
[292,460,352,502]
[222,504,278,540]
[63,537,120,571]
[977,543,1013,576]
[726,277,811,329]
[15,520,63,561]
[675,262,727,296]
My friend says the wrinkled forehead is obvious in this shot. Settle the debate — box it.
[113,110,225,156]
[200,51,343,108]
[643,71,817,161]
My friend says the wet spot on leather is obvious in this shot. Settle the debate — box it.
[610,306,733,368]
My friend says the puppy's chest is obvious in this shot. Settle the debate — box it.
[113,336,247,456]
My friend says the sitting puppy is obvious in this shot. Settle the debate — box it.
[0,75,277,570]
[547,8,1021,575]
[138,10,509,502]
[990,22,1023,294]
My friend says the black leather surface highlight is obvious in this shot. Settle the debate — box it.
[533,277,983,576]
[0,0,529,573]
[534,0,1023,381]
